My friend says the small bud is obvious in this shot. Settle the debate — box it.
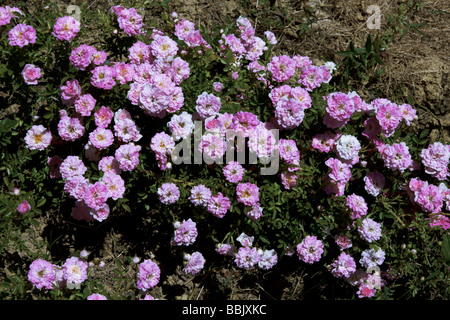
[80,250,89,258]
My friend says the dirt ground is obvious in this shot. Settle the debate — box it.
[2,0,449,300]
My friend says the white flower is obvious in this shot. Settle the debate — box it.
[336,135,361,160]
[324,61,337,74]
[236,233,254,247]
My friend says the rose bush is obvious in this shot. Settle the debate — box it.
[0,1,448,300]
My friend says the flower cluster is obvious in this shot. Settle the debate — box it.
[28,256,88,290]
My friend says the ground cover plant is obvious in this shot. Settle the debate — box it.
[0,0,449,301]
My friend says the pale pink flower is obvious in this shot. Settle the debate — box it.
[296,236,324,264]
[21,64,41,85]
[17,200,31,214]
[25,125,52,151]
[52,16,80,41]
[9,24,36,47]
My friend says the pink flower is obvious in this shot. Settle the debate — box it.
[21,64,42,85]
[114,62,135,84]
[183,252,205,275]
[212,82,223,92]
[207,192,231,218]
[17,200,31,214]
[28,259,57,290]
[281,171,298,190]
[296,235,324,264]
[264,30,277,44]
[299,65,325,91]
[71,200,94,222]
[247,123,278,159]
[231,111,260,138]
[115,142,141,171]
[150,131,175,158]
[376,102,402,137]
[74,94,96,117]
[114,118,142,143]
[9,24,36,47]
[84,182,109,211]
[312,132,337,153]
[381,142,413,172]
[189,185,212,207]
[199,133,226,160]
[157,182,180,204]
[269,85,292,105]
[171,219,198,246]
[278,139,300,165]
[53,16,81,41]
[364,172,385,197]
[60,79,82,106]
[234,246,261,270]
[48,156,63,179]
[362,116,381,140]
[117,8,143,36]
[90,204,110,222]
[167,111,194,141]
[420,142,450,178]
[345,194,368,220]
[324,92,354,123]
[357,284,377,298]
[268,55,296,82]
[399,103,416,126]
[246,204,263,221]
[334,234,353,251]
[24,125,52,151]
[236,182,259,207]
[69,44,96,70]
[64,175,89,200]
[57,115,85,141]
[292,55,312,69]
[0,7,12,26]
[415,184,444,213]
[329,252,356,278]
[195,92,222,119]
[150,35,178,60]
[274,98,305,130]
[223,161,245,183]
[94,106,114,128]
[216,243,236,256]
[63,257,88,284]
[137,259,160,291]
[87,293,107,300]
[428,214,450,230]
[128,41,152,64]
[91,65,116,90]
[101,173,125,201]
[168,57,190,85]
[89,127,114,149]
[358,218,382,243]
[174,19,196,41]
[98,156,122,175]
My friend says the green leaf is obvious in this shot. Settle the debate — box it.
[260,236,271,245]
[121,203,131,213]
[37,197,46,208]
[441,233,450,265]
